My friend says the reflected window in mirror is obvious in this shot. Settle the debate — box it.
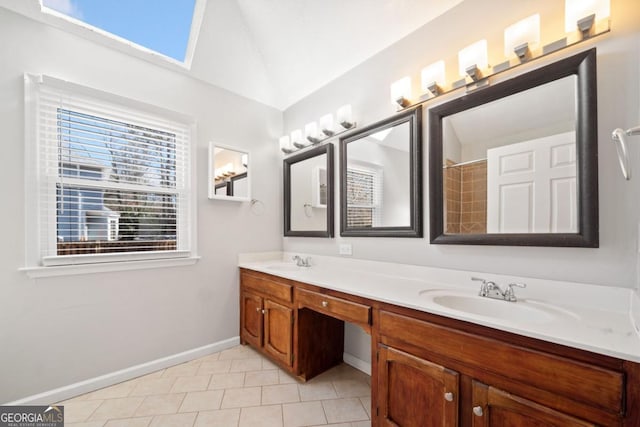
[208,143,250,201]
[284,144,334,237]
[340,107,422,237]
[429,48,597,247]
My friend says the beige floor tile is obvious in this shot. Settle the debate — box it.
[208,372,245,390]
[63,400,104,423]
[149,412,197,427]
[278,370,298,385]
[282,401,327,427]
[194,408,240,427]
[238,405,283,427]
[178,390,224,412]
[195,353,220,364]
[230,358,263,373]
[134,394,186,417]
[298,381,337,401]
[66,422,105,427]
[262,384,300,405]
[262,359,279,370]
[130,378,177,397]
[218,346,260,360]
[310,424,351,427]
[220,387,262,409]
[169,376,211,393]
[162,364,200,379]
[88,397,145,422]
[58,394,88,404]
[332,380,371,398]
[103,416,153,427]
[359,396,371,418]
[84,381,138,400]
[244,370,279,387]
[351,421,372,427]
[321,398,368,424]
[197,360,232,375]
[136,371,165,381]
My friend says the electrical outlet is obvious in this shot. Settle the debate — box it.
[339,243,353,256]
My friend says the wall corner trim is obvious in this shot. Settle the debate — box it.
[4,337,240,405]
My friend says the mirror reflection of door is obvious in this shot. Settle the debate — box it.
[442,75,577,235]
[346,121,411,228]
[209,144,250,200]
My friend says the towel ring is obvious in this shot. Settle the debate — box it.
[611,126,640,181]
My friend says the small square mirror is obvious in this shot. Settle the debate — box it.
[208,143,250,201]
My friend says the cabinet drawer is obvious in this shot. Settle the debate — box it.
[296,288,371,326]
[241,270,292,303]
[379,310,624,416]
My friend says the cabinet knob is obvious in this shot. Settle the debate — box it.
[472,406,483,417]
[444,392,453,402]
[321,301,328,308]
[256,307,261,312]
[261,309,265,314]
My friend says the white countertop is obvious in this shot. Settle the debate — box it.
[239,252,640,363]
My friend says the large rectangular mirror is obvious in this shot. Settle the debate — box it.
[208,143,250,201]
[340,107,422,237]
[429,48,598,247]
[284,144,334,237]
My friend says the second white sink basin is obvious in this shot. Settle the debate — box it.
[418,289,578,324]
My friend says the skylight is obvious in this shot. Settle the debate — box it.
[41,0,197,62]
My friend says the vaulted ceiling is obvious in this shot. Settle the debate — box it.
[1,0,465,110]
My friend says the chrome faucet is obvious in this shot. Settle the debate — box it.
[472,277,526,302]
[292,255,311,267]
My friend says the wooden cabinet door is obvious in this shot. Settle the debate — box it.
[471,381,596,427]
[377,345,459,427]
[241,291,263,348]
[263,299,293,367]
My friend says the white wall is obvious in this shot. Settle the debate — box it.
[282,0,640,364]
[0,8,282,403]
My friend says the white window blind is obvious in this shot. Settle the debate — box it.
[28,76,193,267]
[346,165,383,228]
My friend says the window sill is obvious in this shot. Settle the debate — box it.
[21,256,200,278]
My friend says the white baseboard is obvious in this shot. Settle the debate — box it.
[343,352,371,376]
[5,336,240,405]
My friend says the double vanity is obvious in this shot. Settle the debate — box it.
[239,253,640,426]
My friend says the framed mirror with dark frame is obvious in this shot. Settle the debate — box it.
[284,144,334,237]
[429,48,598,247]
[340,107,422,237]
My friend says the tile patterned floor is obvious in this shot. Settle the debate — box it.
[60,345,371,427]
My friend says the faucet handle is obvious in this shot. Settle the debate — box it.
[504,283,526,302]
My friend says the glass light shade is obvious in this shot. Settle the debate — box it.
[337,104,354,128]
[304,121,319,139]
[565,0,610,32]
[504,14,540,57]
[319,113,334,134]
[458,40,488,77]
[290,129,303,145]
[390,76,411,105]
[279,135,291,151]
[421,61,446,92]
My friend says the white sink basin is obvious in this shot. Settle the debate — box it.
[418,289,578,324]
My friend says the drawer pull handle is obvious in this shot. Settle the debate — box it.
[444,392,453,402]
[321,301,328,308]
[261,309,266,314]
[473,406,483,417]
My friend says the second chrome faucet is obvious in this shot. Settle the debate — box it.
[472,277,526,302]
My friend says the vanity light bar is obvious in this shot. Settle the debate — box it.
[391,0,610,111]
[279,104,357,155]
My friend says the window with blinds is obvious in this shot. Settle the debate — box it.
[346,167,382,228]
[26,75,193,267]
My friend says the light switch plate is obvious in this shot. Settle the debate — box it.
[339,243,353,256]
